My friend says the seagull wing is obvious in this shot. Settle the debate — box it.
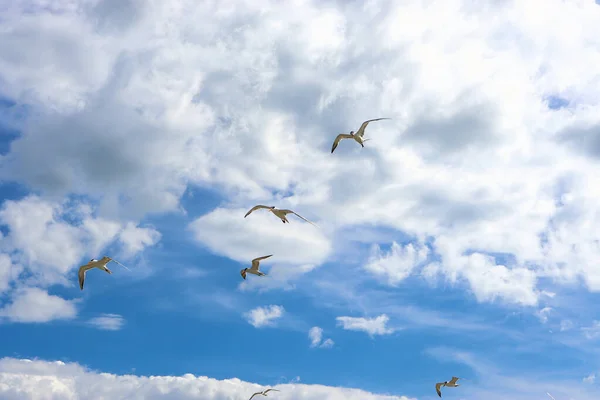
[435,382,443,397]
[78,264,92,290]
[264,389,280,394]
[331,133,354,153]
[449,377,460,384]
[356,118,391,137]
[251,255,273,271]
[244,205,272,218]
[291,211,318,227]
[280,209,318,227]
[249,392,262,400]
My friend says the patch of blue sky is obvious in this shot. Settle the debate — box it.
[545,95,570,110]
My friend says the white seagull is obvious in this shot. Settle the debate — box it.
[435,376,460,398]
[244,205,318,227]
[248,388,280,400]
[547,393,556,400]
[78,256,130,290]
[330,117,391,153]
[241,255,273,280]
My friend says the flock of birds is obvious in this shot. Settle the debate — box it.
[77,118,475,398]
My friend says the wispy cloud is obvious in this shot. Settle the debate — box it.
[582,321,600,339]
[87,314,125,331]
[424,346,600,400]
[583,373,596,384]
[336,314,395,337]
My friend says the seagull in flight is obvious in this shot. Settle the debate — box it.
[331,118,391,153]
[78,256,130,290]
[244,205,318,227]
[435,376,461,398]
[241,255,273,280]
[248,388,280,400]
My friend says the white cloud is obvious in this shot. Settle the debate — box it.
[364,241,429,285]
[244,305,285,328]
[0,0,599,310]
[87,313,125,331]
[0,195,160,324]
[425,252,540,306]
[308,326,334,349]
[117,222,161,258]
[0,196,159,288]
[560,320,574,332]
[336,314,395,337]
[0,357,415,400]
[0,287,78,323]
[536,307,552,324]
[189,208,331,267]
[308,326,322,347]
[582,321,600,339]
[583,373,596,384]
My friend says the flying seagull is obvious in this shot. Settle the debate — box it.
[244,205,318,227]
[435,376,460,398]
[248,388,280,400]
[78,256,130,290]
[547,393,556,400]
[331,118,391,153]
[241,255,273,280]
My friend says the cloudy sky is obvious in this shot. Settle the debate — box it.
[1,0,600,399]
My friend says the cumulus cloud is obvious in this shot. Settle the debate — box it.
[0,288,78,323]
[336,314,395,337]
[0,195,160,323]
[117,223,162,258]
[308,326,334,349]
[244,305,285,328]
[0,196,160,288]
[364,241,429,286]
[0,357,415,400]
[87,313,125,331]
[189,208,331,266]
[0,0,599,318]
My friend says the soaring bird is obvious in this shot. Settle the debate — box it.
[244,205,318,227]
[241,255,273,280]
[435,376,460,397]
[330,118,391,153]
[78,256,130,290]
[248,388,280,400]
[78,257,112,290]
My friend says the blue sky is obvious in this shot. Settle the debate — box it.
[1,1,600,400]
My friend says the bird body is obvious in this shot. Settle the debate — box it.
[435,376,460,397]
[331,118,391,153]
[244,205,318,227]
[241,255,273,280]
[78,257,113,290]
